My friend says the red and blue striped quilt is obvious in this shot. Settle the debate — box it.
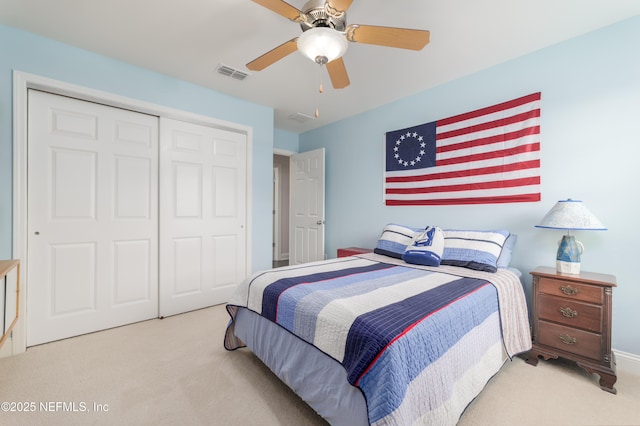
[225,253,531,424]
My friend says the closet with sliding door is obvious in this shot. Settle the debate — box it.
[25,89,247,346]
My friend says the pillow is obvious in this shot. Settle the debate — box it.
[402,226,445,267]
[497,234,518,269]
[373,223,424,259]
[441,229,510,273]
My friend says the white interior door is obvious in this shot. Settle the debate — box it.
[27,90,159,346]
[159,118,247,317]
[289,148,325,264]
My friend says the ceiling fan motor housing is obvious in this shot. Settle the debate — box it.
[300,0,347,32]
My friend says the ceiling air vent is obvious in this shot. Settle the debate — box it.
[288,112,316,123]
[216,64,250,81]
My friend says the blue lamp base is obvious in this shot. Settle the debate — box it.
[556,234,584,274]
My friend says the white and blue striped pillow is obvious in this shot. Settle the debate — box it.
[496,233,518,269]
[374,223,424,259]
[441,229,510,273]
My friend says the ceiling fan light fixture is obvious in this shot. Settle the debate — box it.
[297,27,348,64]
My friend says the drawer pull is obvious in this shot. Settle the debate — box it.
[560,285,579,296]
[559,334,577,345]
[560,307,578,318]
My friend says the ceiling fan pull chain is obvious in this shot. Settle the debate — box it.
[315,64,324,118]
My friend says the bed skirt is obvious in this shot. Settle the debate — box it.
[232,307,508,425]
[234,307,369,425]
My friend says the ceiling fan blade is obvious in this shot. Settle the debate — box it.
[326,57,350,89]
[346,24,430,51]
[325,0,353,14]
[251,0,307,23]
[246,38,299,71]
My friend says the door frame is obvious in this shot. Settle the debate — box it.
[12,70,253,354]
[273,165,281,261]
[273,148,294,264]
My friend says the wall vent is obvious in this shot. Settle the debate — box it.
[216,64,250,81]
[288,112,316,123]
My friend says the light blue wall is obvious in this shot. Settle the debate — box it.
[274,128,299,152]
[0,25,274,272]
[300,16,640,356]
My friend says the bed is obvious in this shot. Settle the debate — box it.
[224,226,531,425]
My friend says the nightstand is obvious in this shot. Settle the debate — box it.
[526,266,617,393]
[337,247,372,258]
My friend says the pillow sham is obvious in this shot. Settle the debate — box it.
[441,229,510,273]
[496,234,518,269]
[402,226,445,267]
[373,223,424,259]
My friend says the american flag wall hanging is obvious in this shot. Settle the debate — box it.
[384,92,541,206]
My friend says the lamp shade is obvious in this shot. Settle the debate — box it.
[297,27,348,64]
[535,199,606,231]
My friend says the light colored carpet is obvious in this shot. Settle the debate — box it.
[0,304,638,426]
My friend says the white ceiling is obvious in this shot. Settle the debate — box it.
[1,0,639,133]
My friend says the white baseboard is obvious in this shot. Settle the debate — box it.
[614,349,640,377]
[273,253,289,262]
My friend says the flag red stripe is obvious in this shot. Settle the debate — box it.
[386,159,540,183]
[437,126,540,154]
[385,193,541,206]
[386,176,541,195]
[437,142,540,167]
[436,110,540,141]
[437,92,541,127]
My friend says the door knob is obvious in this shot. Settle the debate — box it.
[316,220,324,225]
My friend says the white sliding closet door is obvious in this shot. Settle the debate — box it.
[27,90,159,346]
[159,118,247,317]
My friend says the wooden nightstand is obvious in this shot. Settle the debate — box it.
[526,266,617,393]
[337,247,372,258]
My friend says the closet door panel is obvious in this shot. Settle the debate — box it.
[159,118,247,317]
[27,90,159,346]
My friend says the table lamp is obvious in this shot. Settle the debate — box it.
[535,199,606,274]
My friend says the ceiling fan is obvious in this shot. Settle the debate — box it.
[247,0,431,90]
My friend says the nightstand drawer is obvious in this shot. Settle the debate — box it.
[538,321,602,361]
[538,294,603,333]
[539,278,603,304]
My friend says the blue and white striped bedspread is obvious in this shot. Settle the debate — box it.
[225,253,531,425]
